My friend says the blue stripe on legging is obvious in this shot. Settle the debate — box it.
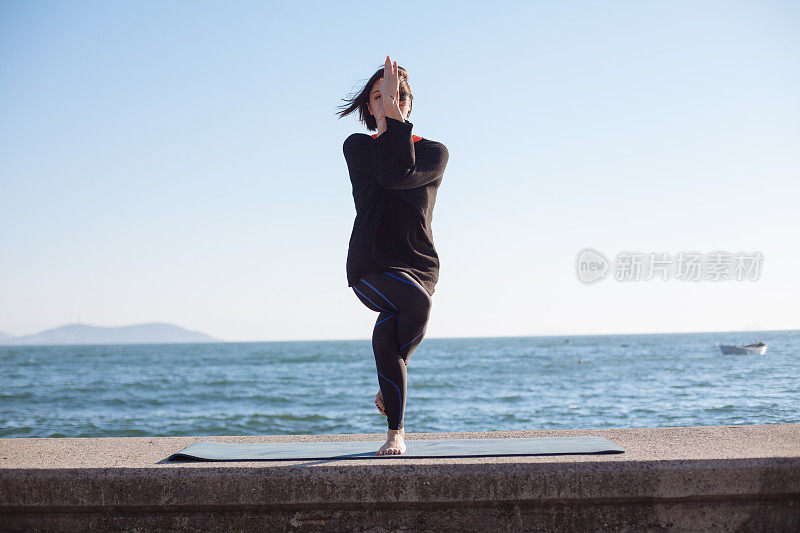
[375,368,402,427]
[384,271,424,291]
[360,279,399,311]
[353,286,391,313]
[376,314,395,325]
[400,330,424,350]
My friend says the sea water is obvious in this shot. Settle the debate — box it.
[1,330,797,437]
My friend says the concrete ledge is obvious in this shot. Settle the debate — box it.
[1,424,798,531]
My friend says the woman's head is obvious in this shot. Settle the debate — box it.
[337,65,413,130]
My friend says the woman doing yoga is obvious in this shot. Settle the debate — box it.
[336,56,449,455]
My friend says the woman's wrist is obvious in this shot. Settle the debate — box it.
[376,115,387,136]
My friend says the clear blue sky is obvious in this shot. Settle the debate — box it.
[1,0,798,341]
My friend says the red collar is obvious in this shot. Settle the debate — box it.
[372,133,422,143]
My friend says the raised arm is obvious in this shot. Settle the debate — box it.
[374,116,449,190]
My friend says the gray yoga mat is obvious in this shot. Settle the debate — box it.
[167,436,625,461]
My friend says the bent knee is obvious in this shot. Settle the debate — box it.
[410,290,432,320]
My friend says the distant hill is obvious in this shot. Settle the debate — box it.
[0,322,221,346]
[0,330,14,342]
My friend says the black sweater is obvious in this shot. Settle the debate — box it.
[343,116,449,296]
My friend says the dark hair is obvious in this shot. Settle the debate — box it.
[336,65,413,131]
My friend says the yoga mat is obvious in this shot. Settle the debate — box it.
[167,436,625,461]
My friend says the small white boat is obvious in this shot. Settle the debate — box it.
[719,342,767,355]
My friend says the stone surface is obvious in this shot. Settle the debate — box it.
[1,424,798,531]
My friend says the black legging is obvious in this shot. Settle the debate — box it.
[352,270,432,430]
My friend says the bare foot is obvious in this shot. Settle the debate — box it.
[376,428,406,455]
[375,390,387,416]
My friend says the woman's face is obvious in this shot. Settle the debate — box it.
[367,79,412,122]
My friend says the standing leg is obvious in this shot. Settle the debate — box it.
[352,271,433,434]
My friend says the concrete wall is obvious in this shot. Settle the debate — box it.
[2,424,798,531]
